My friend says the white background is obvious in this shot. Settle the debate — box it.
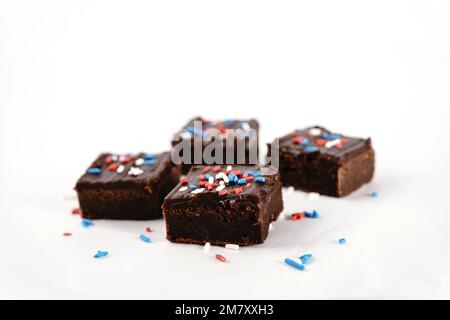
[1,0,450,299]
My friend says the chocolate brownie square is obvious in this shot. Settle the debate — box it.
[162,165,283,246]
[268,126,375,197]
[171,117,260,173]
[75,152,180,220]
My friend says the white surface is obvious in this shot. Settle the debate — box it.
[1,0,450,299]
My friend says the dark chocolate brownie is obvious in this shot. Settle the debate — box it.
[75,152,180,220]
[162,165,283,246]
[171,117,260,173]
[268,126,375,197]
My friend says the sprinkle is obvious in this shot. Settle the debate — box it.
[143,153,158,160]
[300,138,310,146]
[291,213,303,220]
[325,139,341,148]
[339,238,346,245]
[219,180,224,185]
[246,183,252,188]
[116,165,125,173]
[331,133,341,140]
[321,132,330,139]
[189,184,197,189]
[231,170,241,176]
[370,192,378,198]
[304,210,319,219]
[191,188,205,194]
[216,184,226,192]
[293,137,305,145]
[87,168,101,175]
[246,170,262,177]
[225,244,239,250]
[316,139,327,146]
[304,146,319,153]
[203,242,211,253]
[108,163,119,171]
[180,177,188,185]
[215,254,227,263]
[237,178,247,185]
[94,250,108,259]
[219,189,228,196]
[128,167,144,177]
[71,208,81,215]
[208,176,214,184]
[179,186,188,192]
[202,166,212,173]
[120,155,134,164]
[269,223,274,231]
[255,177,265,183]
[105,155,114,165]
[63,232,72,237]
[246,176,254,182]
[139,234,152,243]
[212,165,221,173]
[308,128,322,136]
[81,219,93,228]
[223,119,234,126]
[232,187,244,195]
[226,165,232,172]
[284,258,305,271]
[135,158,144,166]
[300,254,313,264]
[145,227,152,233]
[144,159,157,166]
[198,174,206,181]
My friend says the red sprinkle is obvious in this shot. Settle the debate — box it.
[180,177,188,185]
[63,232,72,237]
[291,212,304,220]
[219,189,228,196]
[232,187,244,195]
[316,139,327,146]
[242,172,249,178]
[215,254,227,262]
[212,165,221,173]
[289,131,298,137]
[71,208,81,215]
[246,176,254,182]
[202,166,212,173]
[231,170,241,176]
[293,137,305,145]
[145,227,152,233]
[121,156,134,164]
[198,174,206,181]
[246,183,252,188]
[105,155,114,165]
[199,181,208,187]
[108,163,119,172]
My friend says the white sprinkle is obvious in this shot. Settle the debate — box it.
[179,186,188,192]
[112,155,119,162]
[325,139,341,148]
[191,188,205,194]
[309,128,322,136]
[222,174,229,183]
[203,242,211,253]
[307,192,320,200]
[215,172,229,183]
[128,167,144,176]
[225,244,239,250]
[219,180,225,185]
[216,184,226,192]
[241,122,251,131]
[116,165,125,173]
[208,176,214,184]
[135,158,144,166]
[269,223,274,231]
[226,165,232,172]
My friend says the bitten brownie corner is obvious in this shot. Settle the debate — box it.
[268,126,375,197]
[162,164,283,246]
[75,151,180,220]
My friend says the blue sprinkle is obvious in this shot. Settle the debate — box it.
[322,132,330,139]
[304,210,319,219]
[255,177,265,183]
[94,250,108,258]
[331,133,341,140]
[204,174,212,181]
[300,254,313,265]
[87,168,101,175]
[82,219,94,228]
[139,234,152,243]
[223,119,234,126]
[228,173,236,183]
[304,146,319,153]
[371,192,378,198]
[300,138,309,146]
[339,238,346,245]
[189,184,197,190]
[144,159,157,166]
[245,170,262,177]
[238,179,247,185]
[143,153,158,160]
[284,258,305,271]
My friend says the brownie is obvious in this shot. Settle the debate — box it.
[268,126,375,197]
[162,165,283,246]
[171,117,260,173]
[75,152,180,220]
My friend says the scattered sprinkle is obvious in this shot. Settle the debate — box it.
[304,210,319,219]
[284,258,305,271]
[300,254,313,265]
[116,165,125,173]
[135,158,144,166]
[204,242,211,253]
[290,213,304,220]
[189,184,197,190]
[226,165,232,172]
[139,234,152,243]
[145,227,152,233]
[179,186,188,192]
[237,178,247,185]
[144,153,158,160]
[212,165,221,172]
[81,219,94,228]
[108,163,119,171]
[144,159,157,166]
[215,254,227,263]
[191,188,205,194]
[180,177,188,185]
[219,189,228,196]
[128,167,144,177]
[308,128,322,136]
[216,184,226,192]
[202,166,212,173]
[63,232,72,237]
[304,146,319,153]
[255,177,265,183]
[71,208,81,215]
[339,238,346,245]
[94,250,108,259]
[325,139,341,148]
[370,192,378,198]
[87,168,101,175]
[225,244,239,250]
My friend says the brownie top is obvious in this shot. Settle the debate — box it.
[276,126,372,162]
[75,151,172,190]
[164,164,280,206]
[172,117,259,143]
